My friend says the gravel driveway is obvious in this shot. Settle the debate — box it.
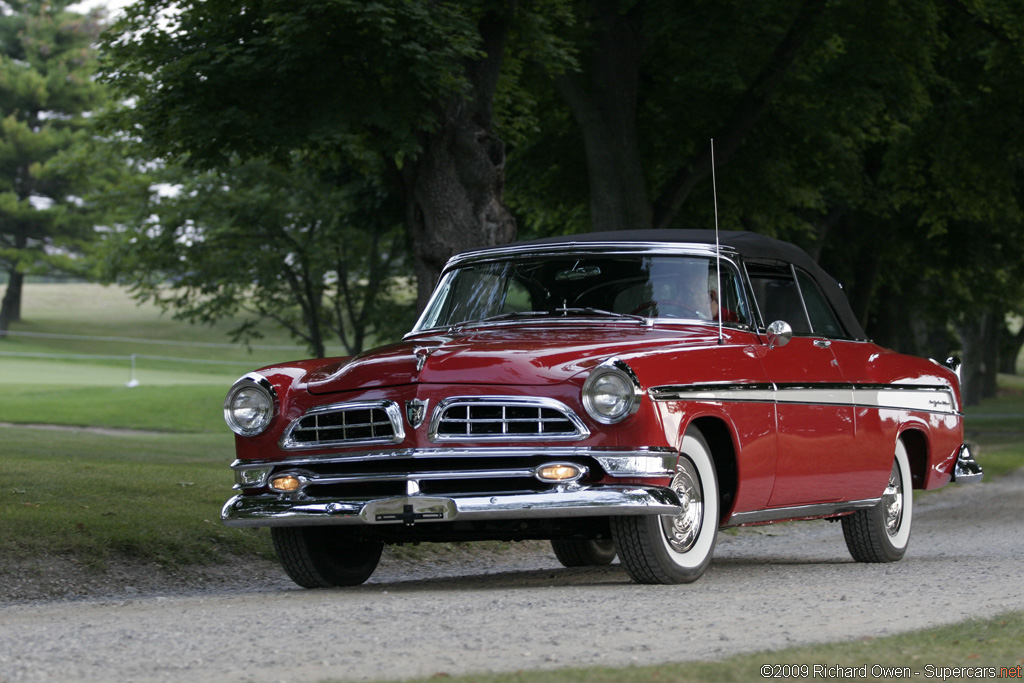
[1,469,1022,683]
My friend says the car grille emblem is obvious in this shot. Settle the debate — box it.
[405,399,430,429]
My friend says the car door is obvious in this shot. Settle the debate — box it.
[746,263,858,507]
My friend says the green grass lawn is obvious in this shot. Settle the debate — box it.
[0,426,272,568]
[0,283,283,568]
[1,282,349,377]
[964,373,1024,478]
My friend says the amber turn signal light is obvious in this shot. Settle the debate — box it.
[535,463,586,483]
[269,475,302,493]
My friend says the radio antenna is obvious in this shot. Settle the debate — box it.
[711,138,724,345]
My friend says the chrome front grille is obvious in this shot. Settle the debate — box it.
[282,401,405,449]
[430,397,589,442]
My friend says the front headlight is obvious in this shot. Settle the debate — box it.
[582,359,641,424]
[224,374,276,436]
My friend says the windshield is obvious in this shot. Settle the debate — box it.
[413,253,751,332]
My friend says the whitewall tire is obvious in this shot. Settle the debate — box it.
[842,439,913,563]
[611,428,719,584]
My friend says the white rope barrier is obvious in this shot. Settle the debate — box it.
[0,349,267,387]
[0,329,304,350]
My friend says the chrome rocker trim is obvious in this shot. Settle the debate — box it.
[222,486,683,528]
[724,498,882,527]
[952,443,983,484]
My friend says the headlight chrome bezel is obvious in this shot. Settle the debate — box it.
[224,373,277,437]
[582,358,642,425]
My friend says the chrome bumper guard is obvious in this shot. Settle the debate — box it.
[952,443,983,484]
[222,485,683,528]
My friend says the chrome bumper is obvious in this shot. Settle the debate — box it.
[221,485,683,528]
[952,443,983,484]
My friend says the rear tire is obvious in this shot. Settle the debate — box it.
[271,526,383,588]
[612,428,719,584]
[550,538,617,567]
[842,440,913,563]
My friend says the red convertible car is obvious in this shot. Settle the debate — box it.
[222,230,981,586]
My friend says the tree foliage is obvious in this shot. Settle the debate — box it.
[97,158,413,357]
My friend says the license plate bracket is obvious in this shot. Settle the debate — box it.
[362,497,457,525]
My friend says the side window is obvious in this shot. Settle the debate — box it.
[796,270,845,338]
[746,265,812,334]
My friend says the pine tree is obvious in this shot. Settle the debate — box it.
[0,0,108,332]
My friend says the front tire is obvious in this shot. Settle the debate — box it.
[842,440,913,563]
[550,538,617,567]
[271,526,383,588]
[611,429,719,584]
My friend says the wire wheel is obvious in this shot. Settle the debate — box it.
[661,457,704,553]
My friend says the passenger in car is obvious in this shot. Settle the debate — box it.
[710,288,739,323]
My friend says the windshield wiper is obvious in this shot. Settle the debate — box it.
[475,311,553,324]
[553,307,648,324]
[467,307,648,328]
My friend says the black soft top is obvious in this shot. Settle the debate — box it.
[517,229,867,340]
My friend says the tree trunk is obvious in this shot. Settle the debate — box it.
[406,108,516,311]
[0,269,24,334]
[404,12,517,312]
[999,322,1024,375]
[553,0,651,233]
[958,311,997,406]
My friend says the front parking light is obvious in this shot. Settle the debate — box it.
[536,463,587,483]
[269,474,303,493]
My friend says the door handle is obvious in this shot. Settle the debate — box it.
[814,339,831,349]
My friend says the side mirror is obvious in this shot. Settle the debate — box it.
[766,320,793,349]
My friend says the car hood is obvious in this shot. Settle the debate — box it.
[306,325,712,394]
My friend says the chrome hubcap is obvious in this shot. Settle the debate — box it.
[662,458,703,552]
[883,461,903,537]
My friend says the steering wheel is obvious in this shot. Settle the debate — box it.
[631,301,703,319]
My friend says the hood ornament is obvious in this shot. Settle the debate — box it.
[413,346,432,372]
[405,399,430,429]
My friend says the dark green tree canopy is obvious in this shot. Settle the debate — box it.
[102,0,485,166]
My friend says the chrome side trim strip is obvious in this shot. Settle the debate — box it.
[650,382,774,403]
[650,382,960,415]
[724,498,881,527]
[222,486,683,527]
[851,385,957,414]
